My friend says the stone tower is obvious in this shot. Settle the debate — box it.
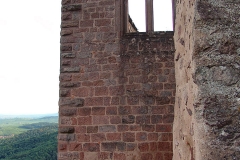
[58,0,240,160]
[58,0,175,159]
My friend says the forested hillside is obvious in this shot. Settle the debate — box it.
[0,117,58,160]
[0,124,58,160]
[0,116,58,136]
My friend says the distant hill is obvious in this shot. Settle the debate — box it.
[0,116,58,137]
[0,124,58,160]
[0,113,58,119]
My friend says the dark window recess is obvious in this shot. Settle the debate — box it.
[125,0,175,33]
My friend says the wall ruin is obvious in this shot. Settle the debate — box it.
[59,0,175,159]
[58,0,240,159]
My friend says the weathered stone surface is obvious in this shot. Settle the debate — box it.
[173,0,240,159]
[61,29,73,36]
[59,98,84,107]
[101,142,126,152]
[58,152,79,160]
[60,82,80,88]
[62,4,82,12]
[60,67,80,73]
[60,108,77,116]
[61,44,72,52]
[61,21,79,28]
[58,134,75,141]
[58,0,175,159]
[59,127,75,133]
[122,115,135,124]
[61,53,75,58]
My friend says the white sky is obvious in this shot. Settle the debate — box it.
[129,0,173,31]
[0,0,61,115]
[0,0,172,115]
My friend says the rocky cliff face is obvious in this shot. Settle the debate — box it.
[173,0,240,159]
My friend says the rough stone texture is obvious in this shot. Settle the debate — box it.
[59,0,175,159]
[173,0,240,159]
[59,0,240,159]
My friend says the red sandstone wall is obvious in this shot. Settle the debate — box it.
[119,33,175,159]
[59,0,175,159]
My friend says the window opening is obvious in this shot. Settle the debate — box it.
[153,0,173,31]
[125,0,175,33]
[128,0,146,32]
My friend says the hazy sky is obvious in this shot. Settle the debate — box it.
[0,0,172,115]
[0,0,61,115]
